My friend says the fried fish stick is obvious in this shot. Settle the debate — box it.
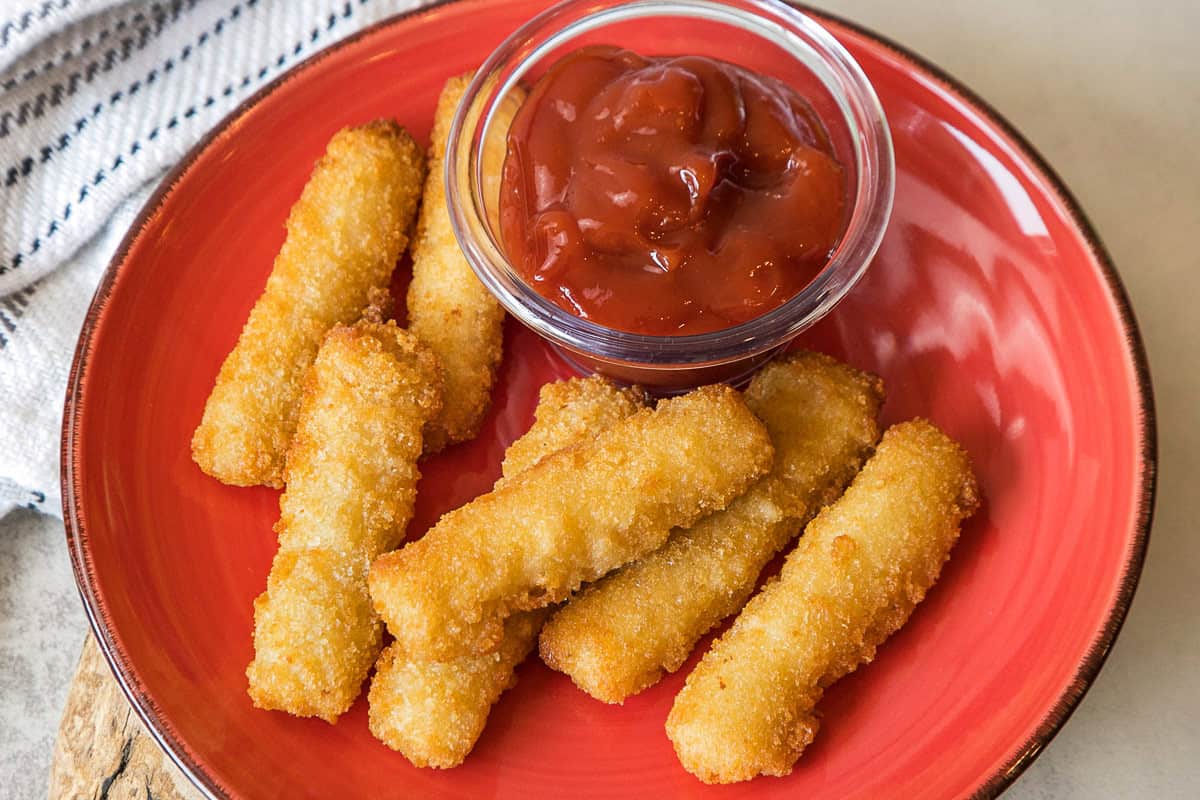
[539,352,882,702]
[498,376,648,485]
[666,420,979,783]
[192,121,426,487]
[369,610,551,768]
[246,320,441,722]
[407,75,518,453]
[368,376,645,767]
[369,384,774,661]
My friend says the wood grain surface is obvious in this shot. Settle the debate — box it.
[50,636,200,800]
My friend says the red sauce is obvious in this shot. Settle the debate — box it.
[499,45,846,336]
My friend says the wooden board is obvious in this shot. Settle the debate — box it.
[49,635,201,800]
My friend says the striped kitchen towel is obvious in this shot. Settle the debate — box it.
[0,0,424,519]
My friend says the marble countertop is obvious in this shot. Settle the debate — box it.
[2,1,1197,797]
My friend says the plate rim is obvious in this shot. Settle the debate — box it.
[59,2,1158,798]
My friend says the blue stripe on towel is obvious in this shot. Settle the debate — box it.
[0,1,72,51]
[1,0,240,184]
[0,2,198,136]
[0,0,366,293]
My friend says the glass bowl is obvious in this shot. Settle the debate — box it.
[446,0,894,390]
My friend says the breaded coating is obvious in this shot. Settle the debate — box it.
[361,286,395,325]
[246,321,441,722]
[272,320,441,556]
[407,74,517,453]
[539,352,882,702]
[369,384,774,662]
[498,376,648,485]
[192,120,426,487]
[368,376,644,767]
[666,420,979,784]
[247,549,377,719]
[369,610,550,768]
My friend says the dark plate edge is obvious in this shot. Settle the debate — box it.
[59,3,1158,799]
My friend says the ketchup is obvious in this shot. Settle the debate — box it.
[499,45,846,336]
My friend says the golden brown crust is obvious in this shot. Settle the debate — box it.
[368,609,549,768]
[539,351,883,703]
[191,120,425,487]
[369,384,774,662]
[247,548,380,722]
[498,376,648,485]
[367,375,642,767]
[245,320,441,722]
[666,419,979,783]
[361,286,395,324]
[407,74,510,454]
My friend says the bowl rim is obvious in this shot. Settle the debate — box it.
[445,0,896,367]
[60,2,1157,798]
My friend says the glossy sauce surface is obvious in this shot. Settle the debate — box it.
[500,46,846,335]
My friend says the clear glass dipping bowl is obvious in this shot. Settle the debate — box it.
[447,0,894,391]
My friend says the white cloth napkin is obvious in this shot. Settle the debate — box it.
[0,0,425,519]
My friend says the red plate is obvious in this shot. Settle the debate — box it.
[63,1,1155,798]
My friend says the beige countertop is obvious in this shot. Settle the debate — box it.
[1,1,1196,797]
